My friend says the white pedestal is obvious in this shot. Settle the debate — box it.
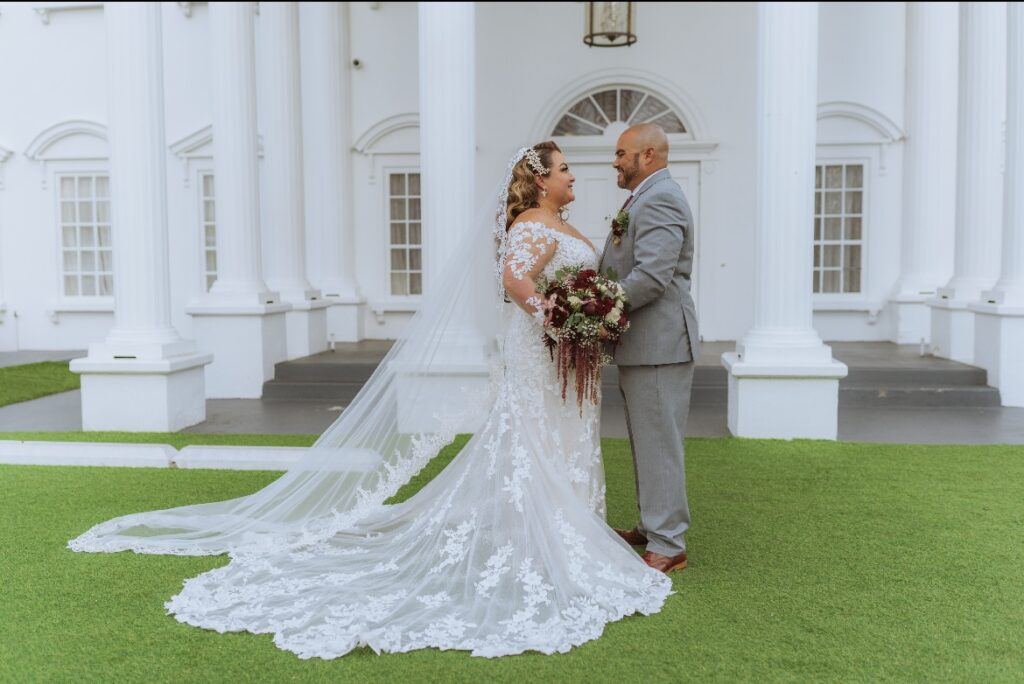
[722,353,848,440]
[927,298,975,363]
[393,361,491,434]
[891,295,934,345]
[188,303,289,397]
[969,302,1024,406]
[326,298,365,343]
[70,353,212,431]
[284,299,330,359]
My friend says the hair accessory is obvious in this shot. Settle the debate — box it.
[523,148,549,177]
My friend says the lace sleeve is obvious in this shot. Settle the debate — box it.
[502,222,558,323]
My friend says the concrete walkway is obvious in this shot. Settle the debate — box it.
[1,347,1022,444]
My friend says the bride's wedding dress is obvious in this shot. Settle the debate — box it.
[69,152,673,658]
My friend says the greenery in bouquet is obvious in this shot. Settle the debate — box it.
[540,266,630,411]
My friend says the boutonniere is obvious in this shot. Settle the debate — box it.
[610,209,630,246]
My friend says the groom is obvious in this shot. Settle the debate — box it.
[599,123,699,574]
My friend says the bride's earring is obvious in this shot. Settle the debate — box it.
[541,188,548,198]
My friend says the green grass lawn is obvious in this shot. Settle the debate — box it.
[0,361,79,407]
[2,436,1023,682]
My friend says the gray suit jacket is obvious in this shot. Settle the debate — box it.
[599,168,700,366]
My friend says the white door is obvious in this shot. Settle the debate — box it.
[567,160,701,321]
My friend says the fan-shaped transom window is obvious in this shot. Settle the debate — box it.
[552,88,687,136]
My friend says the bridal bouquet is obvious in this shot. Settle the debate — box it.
[541,266,630,411]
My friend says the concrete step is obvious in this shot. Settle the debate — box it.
[838,385,1001,407]
[262,380,365,402]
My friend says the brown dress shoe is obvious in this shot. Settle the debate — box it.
[614,527,648,546]
[642,550,688,574]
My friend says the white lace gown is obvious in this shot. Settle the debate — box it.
[164,222,673,659]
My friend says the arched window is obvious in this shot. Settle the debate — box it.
[551,88,687,136]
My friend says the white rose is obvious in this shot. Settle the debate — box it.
[605,310,620,324]
[568,295,582,307]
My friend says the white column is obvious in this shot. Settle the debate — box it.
[302,1,364,343]
[891,2,959,344]
[928,2,1007,363]
[187,1,289,398]
[721,2,847,440]
[70,2,211,431]
[970,3,1024,406]
[395,2,486,432]
[260,1,328,359]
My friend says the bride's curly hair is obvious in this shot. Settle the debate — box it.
[505,141,561,229]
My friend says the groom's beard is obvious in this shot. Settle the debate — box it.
[616,154,641,189]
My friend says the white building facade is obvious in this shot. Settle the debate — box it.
[0,2,1020,433]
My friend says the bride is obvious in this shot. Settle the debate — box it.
[69,143,673,659]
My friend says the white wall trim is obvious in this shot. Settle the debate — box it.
[168,124,264,187]
[531,68,714,143]
[817,101,904,143]
[353,112,419,154]
[25,119,107,160]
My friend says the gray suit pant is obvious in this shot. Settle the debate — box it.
[618,362,694,557]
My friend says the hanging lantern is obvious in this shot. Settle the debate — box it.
[583,2,637,48]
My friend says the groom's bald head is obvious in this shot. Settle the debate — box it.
[613,123,669,190]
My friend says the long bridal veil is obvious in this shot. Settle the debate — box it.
[69,154,521,558]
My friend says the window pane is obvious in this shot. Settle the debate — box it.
[204,200,216,222]
[552,115,603,136]
[825,165,843,188]
[81,275,97,296]
[813,245,821,267]
[409,248,421,271]
[408,222,421,245]
[78,176,92,196]
[814,192,821,215]
[815,166,822,189]
[78,201,93,223]
[409,272,422,295]
[64,276,78,296]
[98,250,113,271]
[844,268,861,293]
[389,174,405,196]
[649,112,686,134]
[63,251,78,272]
[813,271,821,294]
[205,226,216,247]
[97,200,110,223]
[61,201,76,223]
[95,176,109,197]
[99,275,113,296]
[821,270,840,293]
[845,165,863,189]
[391,273,408,296]
[824,217,841,240]
[206,251,217,271]
[80,226,95,247]
[202,174,214,196]
[813,218,821,241]
[823,245,840,267]
[98,226,112,247]
[62,226,77,247]
[845,217,862,241]
[619,89,645,122]
[390,223,406,245]
[408,173,420,196]
[592,89,618,122]
[390,198,406,220]
[60,177,75,199]
[631,95,668,124]
[81,251,96,271]
[391,249,407,270]
[206,275,216,291]
[568,97,606,127]
[408,198,421,220]
[845,244,862,269]
[824,192,841,214]
[845,191,862,214]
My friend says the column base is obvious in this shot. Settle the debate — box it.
[889,294,934,344]
[968,301,1024,406]
[187,302,290,398]
[326,297,365,343]
[722,353,848,439]
[926,298,974,362]
[284,299,330,359]
[70,352,213,431]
